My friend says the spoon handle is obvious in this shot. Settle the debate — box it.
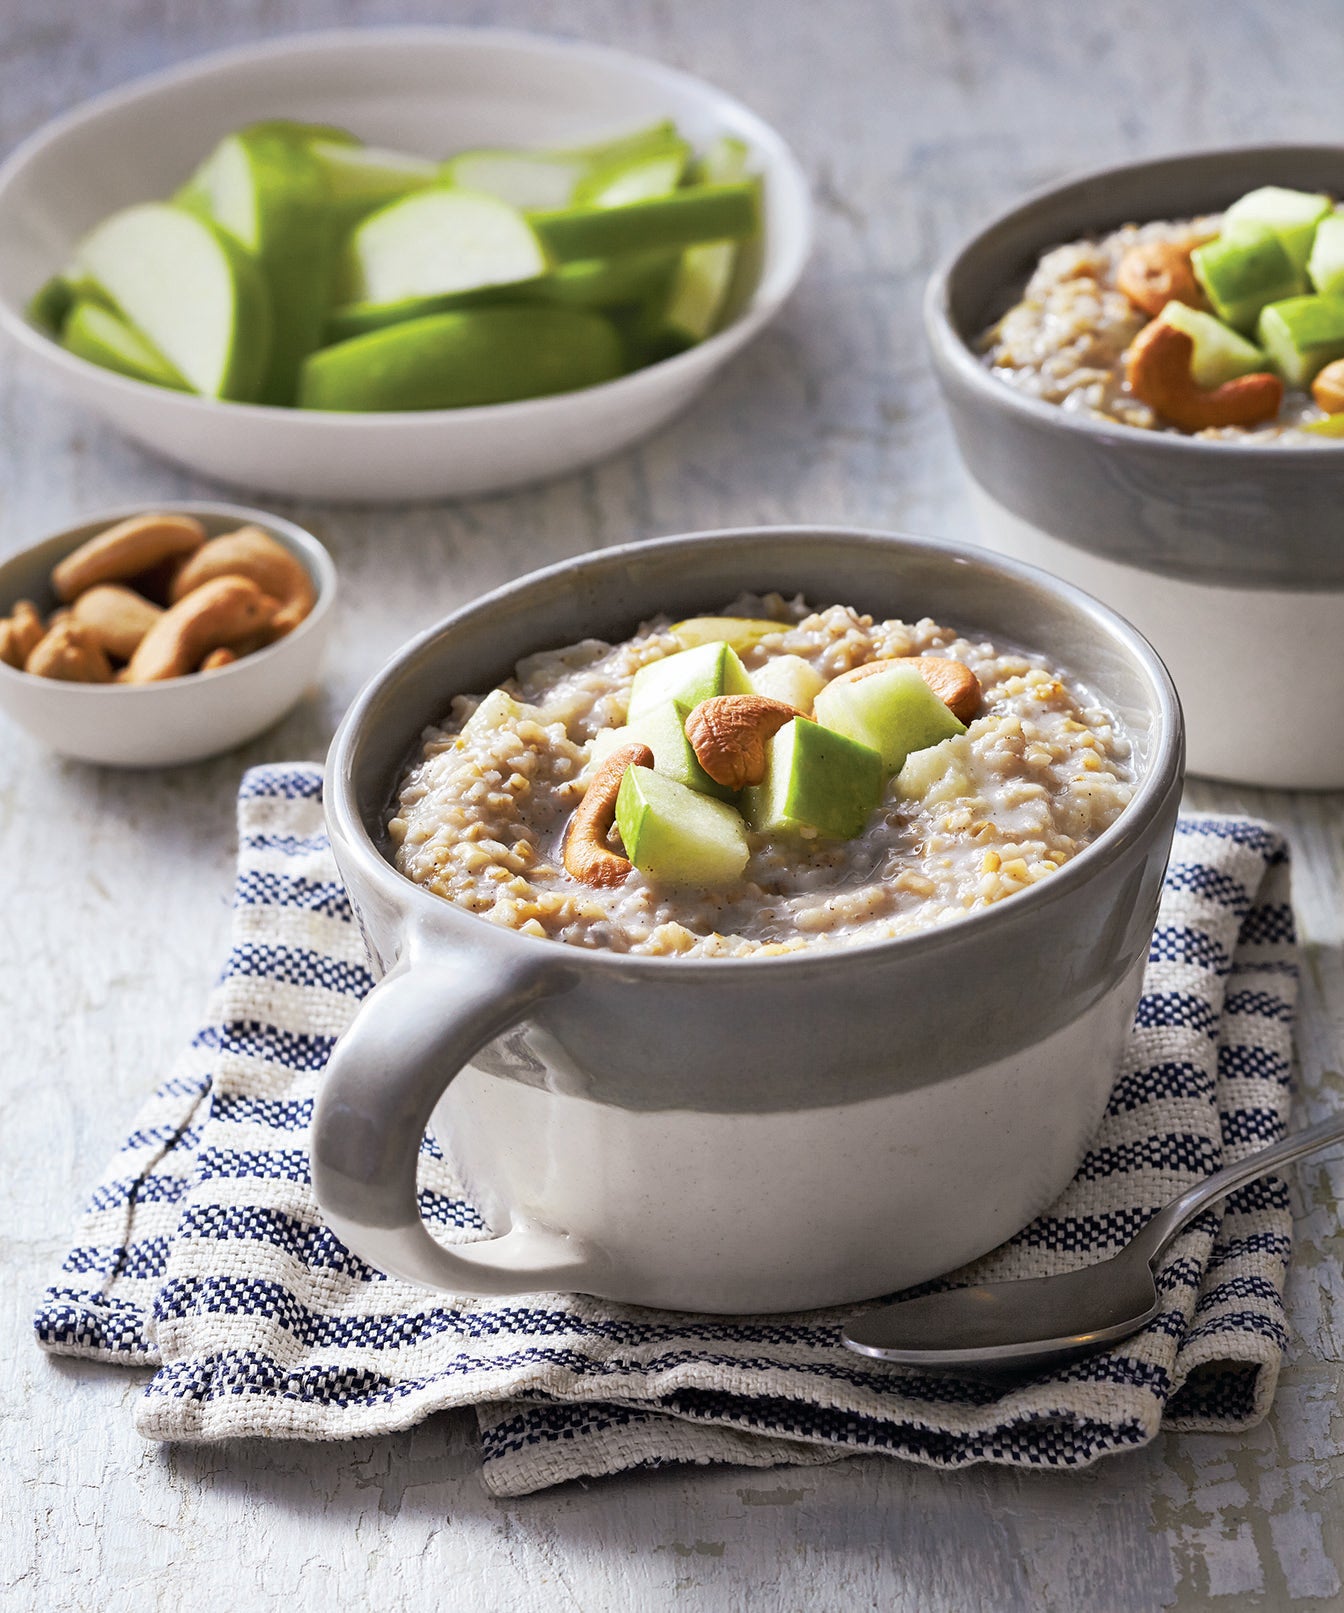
[1127,1111,1344,1268]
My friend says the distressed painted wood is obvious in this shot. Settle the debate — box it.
[2,1,1342,1608]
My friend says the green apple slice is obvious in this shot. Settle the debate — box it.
[669,616,785,652]
[187,126,337,404]
[813,663,965,774]
[743,719,883,841]
[627,641,753,722]
[531,183,760,264]
[1192,226,1304,334]
[1155,300,1269,387]
[1223,186,1332,273]
[62,300,189,389]
[1308,214,1344,298]
[573,144,689,207]
[75,202,272,400]
[27,275,77,335]
[308,138,438,220]
[750,654,826,715]
[615,765,750,887]
[444,121,683,211]
[297,306,623,411]
[339,187,550,304]
[1304,412,1344,437]
[1256,295,1344,387]
[665,136,753,345]
[632,700,737,800]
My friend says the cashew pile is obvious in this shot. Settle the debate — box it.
[0,513,316,683]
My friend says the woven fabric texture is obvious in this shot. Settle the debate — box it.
[35,765,1299,1497]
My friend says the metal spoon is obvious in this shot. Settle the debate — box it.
[842,1112,1344,1374]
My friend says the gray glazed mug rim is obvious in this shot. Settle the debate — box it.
[324,524,1183,980]
[924,140,1344,465]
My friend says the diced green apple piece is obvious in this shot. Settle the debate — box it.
[573,144,689,207]
[615,765,750,887]
[1192,226,1304,333]
[1156,299,1269,387]
[1304,413,1344,437]
[62,300,189,389]
[668,616,785,652]
[750,654,826,714]
[627,640,753,721]
[742,718,883,841]
[1256,295,1344,387]
[813,663,965,774]
[187,126,336,404]
[462,688,523,738]
[297,306,623,410]
[339,187,550,304]
[600,700,733,800]
[530,183,760,264]
[1223,186,1332,273]
[1308,214,1344,297]
[75,202,272,400]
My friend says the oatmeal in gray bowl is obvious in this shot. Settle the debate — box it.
[390,595,1132,958]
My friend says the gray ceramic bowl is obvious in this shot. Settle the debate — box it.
[313,527,1182,1314]
[925,145,1344,788]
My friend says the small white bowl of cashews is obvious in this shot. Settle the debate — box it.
[0,500,336,766]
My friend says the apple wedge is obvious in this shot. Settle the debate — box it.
[615,765,750,887]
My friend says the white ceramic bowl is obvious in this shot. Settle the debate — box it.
[0,502,336,767]
[0,29,813,504]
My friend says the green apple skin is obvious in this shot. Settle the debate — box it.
[615,765,750,887]
[1304,412,1344,436]
[812,664,965,774]
[1192,227,1305,333]
[531,183,760,265]
[62,300,190,390]
[1223,186,1332,273]
[573,144,689,208]
[297,306,623,411]
[1256,295,1344,387]
[743,719,883,841]
[626,641,753,722]
[76,202,273,401]
[630,700,735,801]
[1308,215,1344,298]
[1156,300,1268,387]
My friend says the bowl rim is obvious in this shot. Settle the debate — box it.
[0,499,338,694]
[924,140,1344,462]
[0,25,814,429]
[326,523,1184,978]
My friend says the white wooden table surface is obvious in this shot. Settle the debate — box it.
[4,2,1342,1608]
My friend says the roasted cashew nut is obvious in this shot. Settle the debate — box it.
[51,512,206,603]
[70,584,163,662]
[562,741,655,887]
[199,647,239,672]
[684,695,802,790]
[1312,358,1344,415]
[169,525,316,635]
[0,600,45,669]
[124,574,280,682]
[830,656,983,725]
[1116,241,1204,318]
[25,620,114,682]
[1125,321,1283,432]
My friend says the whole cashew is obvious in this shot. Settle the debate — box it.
[1125,321,1283,432]
[1312,358,1344,415]
[684,695,802,790]
[0,600,45,669]
[169,525,315,634]
[71,584,163,662]
[124,575,280,682]
[563,741,655,887]
[199,647,238,672]
[830,656,983,725]
[1116,241,1204,318]
[51,512,206,603]
[25,620,114,682]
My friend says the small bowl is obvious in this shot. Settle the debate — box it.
[0,28,813,504]
[925,144,1344,790]
[0,501,336,767]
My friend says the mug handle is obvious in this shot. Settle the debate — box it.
[311,947,597,1295]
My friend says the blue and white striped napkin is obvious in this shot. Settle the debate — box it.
[35,765,1300,1497]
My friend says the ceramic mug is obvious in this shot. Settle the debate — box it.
[925,144,1344,790]
[314,528,1183,1314]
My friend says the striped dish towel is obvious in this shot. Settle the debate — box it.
[35,765,1300,1497]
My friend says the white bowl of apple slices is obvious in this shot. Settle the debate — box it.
[0,29,812,502]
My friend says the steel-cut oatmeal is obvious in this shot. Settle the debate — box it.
[388,597,1133,959]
